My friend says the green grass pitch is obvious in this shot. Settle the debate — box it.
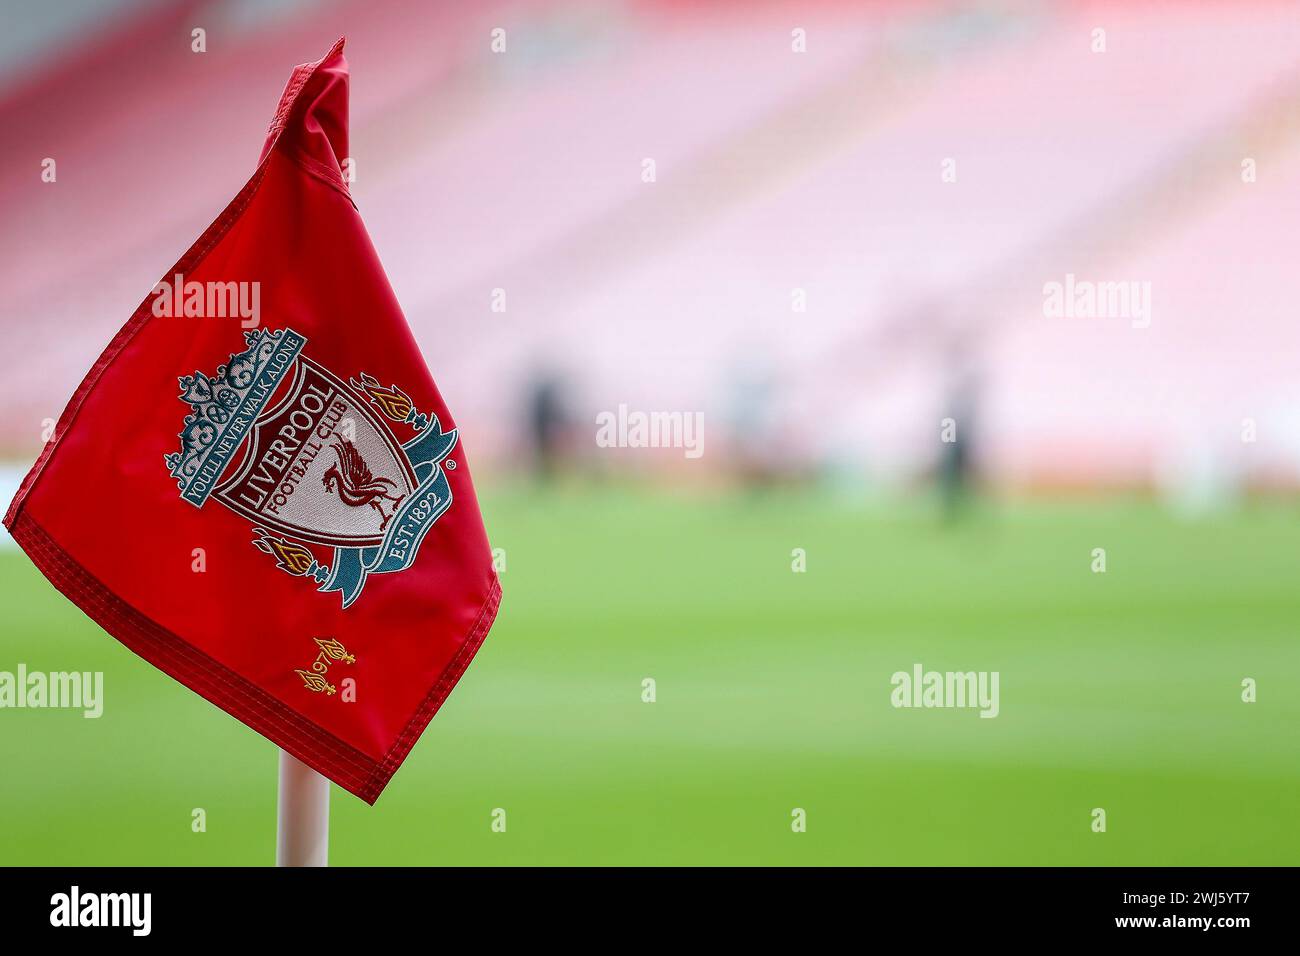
[1,487,1297,865]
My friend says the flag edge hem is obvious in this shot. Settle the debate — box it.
[7,510,501,806]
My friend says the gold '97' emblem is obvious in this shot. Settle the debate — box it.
[294,637,356,696]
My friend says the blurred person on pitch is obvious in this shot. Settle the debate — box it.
[724,358,782,490]
[938,341,983,523]
[524,368,571,483]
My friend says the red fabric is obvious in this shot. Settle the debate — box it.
[3,39,501,804]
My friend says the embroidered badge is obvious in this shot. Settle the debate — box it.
[164,328,456,608]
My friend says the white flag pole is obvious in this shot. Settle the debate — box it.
[276,749,330,866]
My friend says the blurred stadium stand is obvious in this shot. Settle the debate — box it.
[2,0,1299,494]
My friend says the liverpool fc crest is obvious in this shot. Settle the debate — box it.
[163,328,456,608]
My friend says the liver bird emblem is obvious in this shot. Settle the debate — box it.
[322,439,406,529]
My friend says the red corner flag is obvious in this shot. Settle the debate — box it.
[4,40,501,804]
